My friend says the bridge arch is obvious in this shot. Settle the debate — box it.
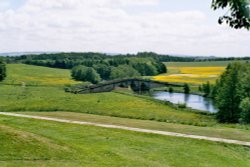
[75,78,184,94]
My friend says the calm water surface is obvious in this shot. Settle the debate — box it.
[152,91,218,113]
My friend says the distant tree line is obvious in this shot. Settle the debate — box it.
[5,52,250,65]
[0,58,6,81]
[5,52,169,83]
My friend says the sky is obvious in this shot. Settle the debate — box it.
[0,0,249,57]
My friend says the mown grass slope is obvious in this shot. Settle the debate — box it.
[1,115,250,167]
[20,111,250,142]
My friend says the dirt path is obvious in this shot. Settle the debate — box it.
[1,112,250,147]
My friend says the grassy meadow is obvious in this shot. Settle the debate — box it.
[0,64,216,126]
[152,61,247,84]
[2,64,79,86]
[1,115,250,167]
[0,84,214,126]
[1,63,250,166]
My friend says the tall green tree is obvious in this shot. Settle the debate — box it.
[215,63,243,123]
[0,59,6,81]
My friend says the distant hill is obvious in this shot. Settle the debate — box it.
[0,52,59,57]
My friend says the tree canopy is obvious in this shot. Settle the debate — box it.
[110,65,140,79]
[212,0,250,29]
[71,65,101,84]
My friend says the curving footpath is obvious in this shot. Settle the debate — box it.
[0,112,250,147]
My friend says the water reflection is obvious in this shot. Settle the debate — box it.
[152,91,218,113]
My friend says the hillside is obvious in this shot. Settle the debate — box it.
[0,63,250,167]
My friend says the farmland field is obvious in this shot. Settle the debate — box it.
[153,61,246,84]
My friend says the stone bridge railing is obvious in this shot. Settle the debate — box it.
[74,78,183,94]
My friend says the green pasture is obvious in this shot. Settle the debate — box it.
[0,85,213,126]
[2,64,79,86]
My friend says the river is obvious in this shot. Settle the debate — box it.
[151,91,218,113]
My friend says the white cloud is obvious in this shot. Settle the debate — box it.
[0,0,249,57]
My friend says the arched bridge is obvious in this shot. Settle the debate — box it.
[75,78,184,94]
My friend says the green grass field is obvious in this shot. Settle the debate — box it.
[19,112,250,142]
[1,115,250,167]
[2,64,79,86]
[0,64,215,126]
[1,63,250,166]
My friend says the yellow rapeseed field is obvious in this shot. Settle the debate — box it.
[153,66,226,84]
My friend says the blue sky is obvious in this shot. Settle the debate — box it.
[0,0,249,57]
[0,0,26,11]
